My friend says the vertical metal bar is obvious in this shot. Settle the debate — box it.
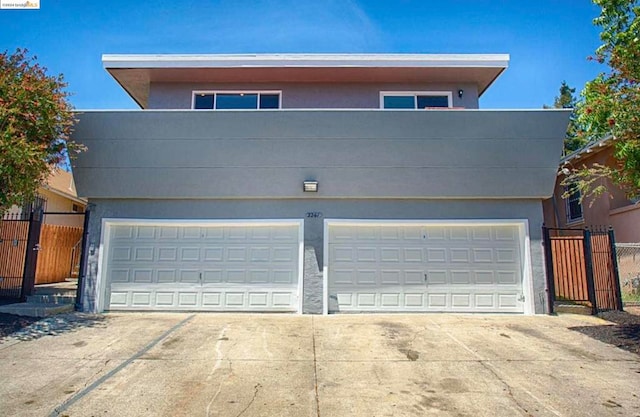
[19,211,34,301]
[75,209,91,312]
[19,211,41,301]
[608,228,624,311]
[582,229,597,314]
[542,227,556,314]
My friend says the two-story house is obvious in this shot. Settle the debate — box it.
[72,53,570,314]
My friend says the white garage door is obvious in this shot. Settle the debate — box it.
[100,220,302,312]
[326,221,528,313]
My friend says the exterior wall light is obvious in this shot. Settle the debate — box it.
[303,181,318,192]
[458,89,464,98]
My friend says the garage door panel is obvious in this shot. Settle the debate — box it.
[159,226,179,239]
[272,269,296,284]
[427,293,447,308]
[449,228,470,240]
[111,247,132,262]
[380,293,400,307]
[202,292,222,307]
[112,226,134,239]
[155,292,175,307]
[158,247,179,261]
[328,223,524,313]
[273,247,296,262]
[380,270,401,284]
[426,270,447,284]
[182,227,201,239]
[136,226,156,239]
[203,247,223,261]
[105,222,300,312]
[131,292,152,307]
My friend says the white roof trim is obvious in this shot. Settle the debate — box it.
[41,184,88,205]
[102,53,510,69]
[561,135,615,165]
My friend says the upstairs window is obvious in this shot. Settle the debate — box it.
[566,184,583,223]
[381,92,452,109]
[193,91,281,110]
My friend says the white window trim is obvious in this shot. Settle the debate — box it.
[379,91,453,109]
[191,90,282,110]
[565,185,584,224]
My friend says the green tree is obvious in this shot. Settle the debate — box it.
[566,0,640,201]
[0,49,82,213]
[545,81,585,153]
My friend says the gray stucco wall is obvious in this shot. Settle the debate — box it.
[147,82,480,109]
[72,110,570,200]
[81,198,548,315]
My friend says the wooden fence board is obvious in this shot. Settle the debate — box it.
[35,224,83,284]
[550,236,588,302]
[0,220,29,297]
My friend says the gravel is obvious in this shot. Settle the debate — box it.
[569,309,640,356]
[0,313,38,338]
[0,312,106,342]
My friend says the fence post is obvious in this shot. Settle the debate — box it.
[75,209,91,312]
[607,227,624,311]
[542,227,556,314]
[19,210,42,301]
[582,228,598,314]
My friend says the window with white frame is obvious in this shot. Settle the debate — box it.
[380,92,452,109]
[192,91,281,110]
[566,184,583,222]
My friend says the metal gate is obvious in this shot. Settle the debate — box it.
[0,210,88,302]
[0,211,42,300]
[543,226,623,314]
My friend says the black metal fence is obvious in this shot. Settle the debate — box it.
[0,211,42,300]
[543,226,623,314]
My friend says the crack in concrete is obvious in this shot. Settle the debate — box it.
[478,361,535,416]
[83,359,111,389]
[312,316,321,417]
[429,319,562,417]
[205,325,231,417]
[234,383,261,417]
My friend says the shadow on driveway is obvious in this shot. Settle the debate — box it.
[0,313,107,342]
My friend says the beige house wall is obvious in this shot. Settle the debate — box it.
[39,189,85,228]
[543,145,639,243]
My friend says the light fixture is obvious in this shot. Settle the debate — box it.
[303,180,318,192]
[458,89,464,98]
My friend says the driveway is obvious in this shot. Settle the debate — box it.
[0,313,639,417]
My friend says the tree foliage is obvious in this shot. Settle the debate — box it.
[545,81,586,153]
[566,0,640,201]
[0,49,82,213]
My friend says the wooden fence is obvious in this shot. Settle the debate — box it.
[549,235,589,304]
[543,227,623,314]
[35,224,83,284]
[0,220,30,298]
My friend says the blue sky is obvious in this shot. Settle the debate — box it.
[0,0,603,109]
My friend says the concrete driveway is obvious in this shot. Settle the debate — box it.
[0,313,639,417]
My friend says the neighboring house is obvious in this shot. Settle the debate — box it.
[543,136,640,243]
[6,169,87,227]
[72,53,570,315]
